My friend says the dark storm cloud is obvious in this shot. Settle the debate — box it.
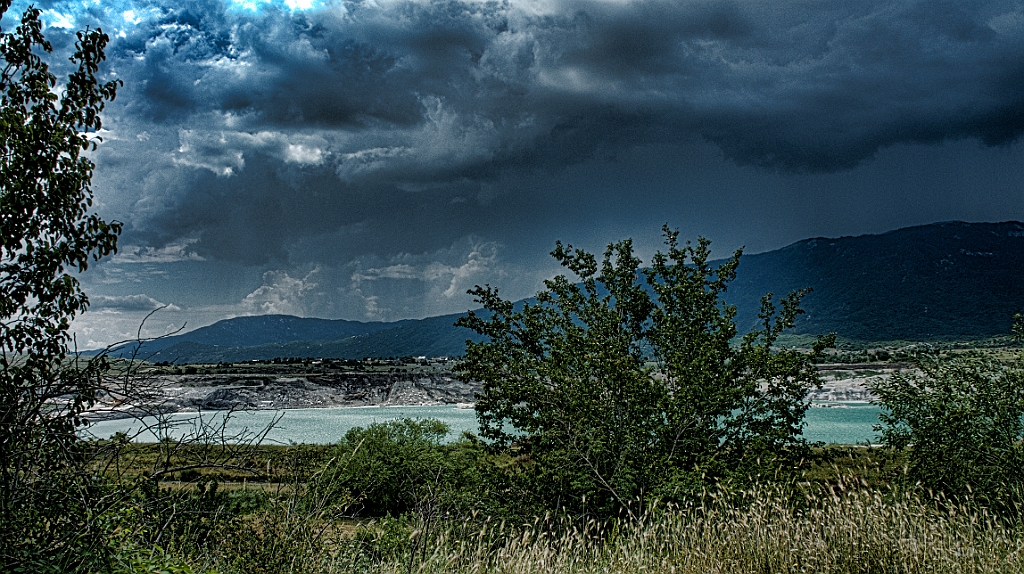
[75,0,1023,266]
[106,0,1024,166]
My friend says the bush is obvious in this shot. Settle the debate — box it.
[316,418,484,517]
[870,355,1024,512]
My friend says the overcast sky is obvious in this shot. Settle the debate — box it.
[7,0,1022,348]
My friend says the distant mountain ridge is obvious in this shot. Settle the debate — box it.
[100,312,484,363]
[97,221,1024,363]
[102,314,415,358]
[726,220,1024,341]
[171,314,416,346]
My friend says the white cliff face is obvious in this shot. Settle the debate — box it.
[807,366,906,403]
[87,365,901,422]
[88,372,481,421]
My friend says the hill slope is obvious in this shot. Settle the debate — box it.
[725,221,1024,341]
[123,313,482,364]
[97,221,1024,363]
[100,314,416,360]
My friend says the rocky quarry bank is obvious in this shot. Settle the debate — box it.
[90,365,889,421]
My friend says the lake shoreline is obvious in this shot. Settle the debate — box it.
[85,402,883,446]
[87,370,482,421]
[89,364,895,422]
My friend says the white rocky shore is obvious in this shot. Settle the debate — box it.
[88,364,897,421]
[89,371,482,421]
[807,363,904,404]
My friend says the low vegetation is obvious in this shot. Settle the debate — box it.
[85,441,1024,574]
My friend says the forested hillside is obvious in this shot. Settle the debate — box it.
[726,221,1024,341]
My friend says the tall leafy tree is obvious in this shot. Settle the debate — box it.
[0,3,120,568]
[456,227,834,518]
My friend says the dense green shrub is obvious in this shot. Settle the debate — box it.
[870,355,1024,513]
[315,418,485,517]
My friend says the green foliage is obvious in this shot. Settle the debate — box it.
[107,546,203,574]
[212,503,335,574]
[456,227,834,518]
[136,479,250,560]
[0,3,121,570]
[870,356,1024,510]
[317,418,485,517]
[348,513,418,564]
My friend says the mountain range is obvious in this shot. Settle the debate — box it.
[96,221,1024,363]
[727,220,1024,341]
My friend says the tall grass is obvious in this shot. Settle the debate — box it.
[204,483,1023,574]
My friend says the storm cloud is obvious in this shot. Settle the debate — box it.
[78,0,1023,257]
[7,0,1021,344]
[105,0,1024,165]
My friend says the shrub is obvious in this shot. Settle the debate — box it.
[870,355,1024,512]
[316,418,484,517]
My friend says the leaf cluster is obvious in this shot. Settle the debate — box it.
[0,5,121,569]
[316,418,486,518]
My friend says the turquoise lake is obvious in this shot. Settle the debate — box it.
[85,402,882,446]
